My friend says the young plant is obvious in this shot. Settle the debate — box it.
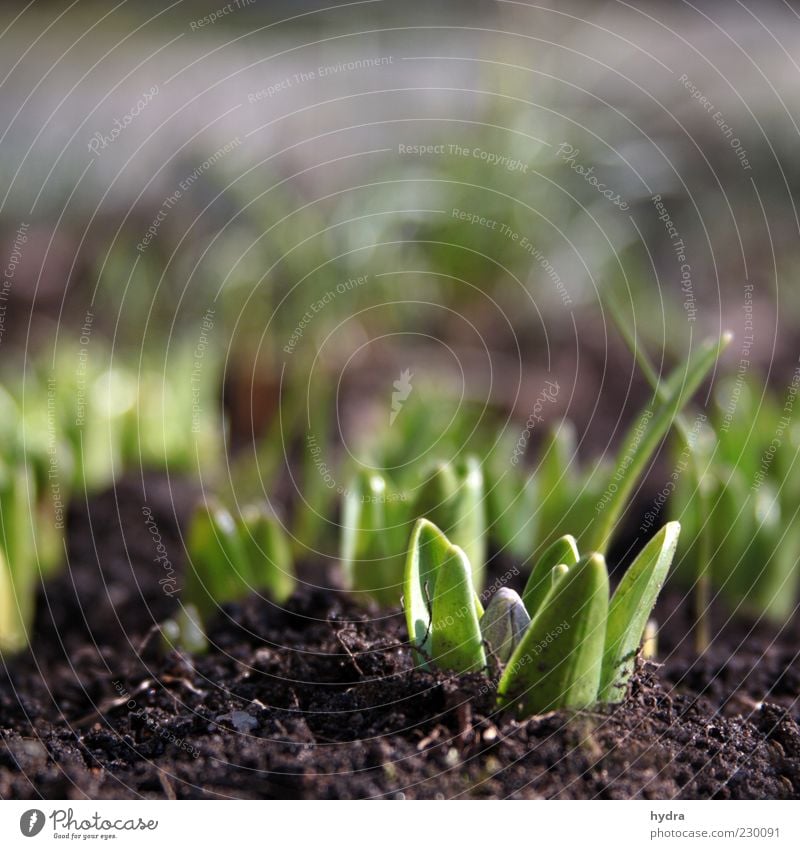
[670,375,800,622]
[403,518,485,673]
[532,422,611,555]
[586,332,732,555]
[340,456,487,604]
[174,500,295,652]
[497,552,609,715]
[602,288,716,648]
[604,291,797,627]
[0,461,38,655]
[340,470,409,607]
[0,384,68,655]
[485,433,539,562]
[404,519,680,716]
[493,329,727,579]
[410,456,487,592]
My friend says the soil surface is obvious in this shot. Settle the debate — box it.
[1,475,799,799]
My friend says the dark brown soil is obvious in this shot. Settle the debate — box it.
[1,475,799,799]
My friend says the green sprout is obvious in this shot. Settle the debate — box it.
[586,332,732,555]
[172,500,296,652]
[340,456,487,605]
[0,384,69,655]
[499,331,730,572]
[521,534,580,618]
[403,518,485,673]
[398,332,730,715]
[404,518,680,715]
[0,461,38,655]
[485,442,539,562]
[340,470,409,607]
[602,288,717,649]
[239,503,295,604]
[411,456,487,592]
[670,375,800,622]
[340,325,726,616]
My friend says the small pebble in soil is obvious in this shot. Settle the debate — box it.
[217,711,259,733]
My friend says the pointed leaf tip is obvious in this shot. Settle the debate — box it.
[599,522,680,702]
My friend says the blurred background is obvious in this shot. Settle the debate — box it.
[2,0,799,569]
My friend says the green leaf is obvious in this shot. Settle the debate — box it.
[430,544,486,673]
[498,553,609,717]
[413,461,459,525]
[403,518,452,659]
[239,505,295,603]
[748,483,797,621]
[588,333,731,555]
[453,456,487,592]
[162,603,208,655]
[0,463,37,651]
[599,521,680,702]
[0,546,27,655]
[521,534,579,618]
[412,457,487,592]
[487,441,538,560]
[709,466,754,598]
[81,368,137,491]
[480,587,530,663]
[186,501,250,618]
[536,423,577,548]
[340,470,404,606]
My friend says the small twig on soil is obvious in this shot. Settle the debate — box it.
[134,624,162,658]
[158,771,177,800]
[416,727,442,751]
[335,628,366,676]
[159,674,205,696]
[455,702,473,746]
[72,678,155,726]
